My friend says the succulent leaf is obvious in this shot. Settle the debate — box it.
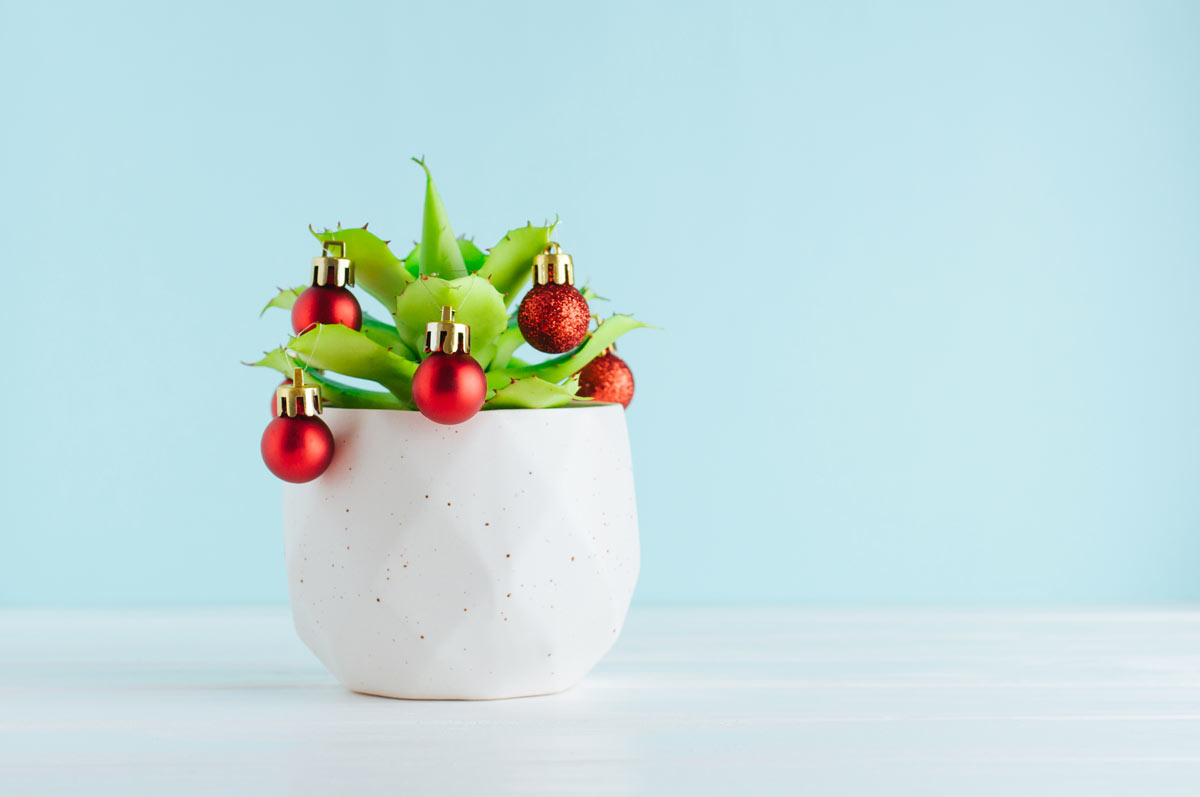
[485,375,585,409]
[288,324,418,407]
[394,275,507,365]
[413,158,467,279]
[361,314,416,359]
[402,237,487,278]
[246,347,293,374]
[260,286,305,316]
[316,381,409,410]
[458,238,487,272]
[475,223,555,308]
[245,348,407,409]
[310,227,413,313]
[488,314,649,384]
[580,285,607,302]
[260,287,414,360]
[487,326,527,371]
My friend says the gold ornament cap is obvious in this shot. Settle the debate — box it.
[274,368,323,418]
[531,242,575,287]
[311,240,355,288]
[425,306,471,354]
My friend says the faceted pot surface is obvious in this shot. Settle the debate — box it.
[282,404,640,699]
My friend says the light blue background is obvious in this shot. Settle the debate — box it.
[2,1,1197,605]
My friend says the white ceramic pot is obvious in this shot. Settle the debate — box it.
[282,404,640,700]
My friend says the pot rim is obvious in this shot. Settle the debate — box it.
[323,403,624,416]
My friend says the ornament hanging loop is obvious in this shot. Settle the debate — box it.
[274,367,324,418]
[311,240,355,287]
[424,305,471,355]
[532,241,575,287]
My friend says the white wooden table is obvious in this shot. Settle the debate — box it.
[2,608,1198,795]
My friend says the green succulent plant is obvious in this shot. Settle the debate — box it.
[248,159,648,410]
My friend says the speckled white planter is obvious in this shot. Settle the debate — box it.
[282,404,640,700]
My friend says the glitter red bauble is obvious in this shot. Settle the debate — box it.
[291,285,362,334]
[412,352,487,425]
[261,415,335,483]
[517,283,590,353]
[577,351,635,408]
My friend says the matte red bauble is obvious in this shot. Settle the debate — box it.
[291,285,362,334]
[517,241,590,353]
[413,352,487,425]
[291,239,362,334]
[412,306,487,425]
[262,369,334,483]
[577,349,635,408]
[261,415,335,483]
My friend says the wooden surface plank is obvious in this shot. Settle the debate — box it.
[2,608,1199,795]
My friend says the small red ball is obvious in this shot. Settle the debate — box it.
[412,352,487,425]
[517,283,590,353]
[291,285,362,334]
[577,351,635,408]
[261,415,335,483]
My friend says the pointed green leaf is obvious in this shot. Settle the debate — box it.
[316,381,409,410]
[487,325,526,371]
[402,237,487,278]
[260,286,305,317]
[311,226,413,313]
[261,287,410,356]
[361,313,415,358]
[403,243,419,277]
[580,284,608,302]
[244,348,406,409]
[394,274,508,366]
[288,324,418,407]
[475,223,554,308]
[488,314,650,384]
[485,375,585,409]
[459,238,486,272]
[246,347,293,374]
[261,284,414,360]
[412,158,466,279]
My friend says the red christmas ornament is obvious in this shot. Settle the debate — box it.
[412,306,487,425]
[577,347,635,408]
[292,286,361,334]
[291,240,362,334]
[518,242,590,353]
[262,369,334,483]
